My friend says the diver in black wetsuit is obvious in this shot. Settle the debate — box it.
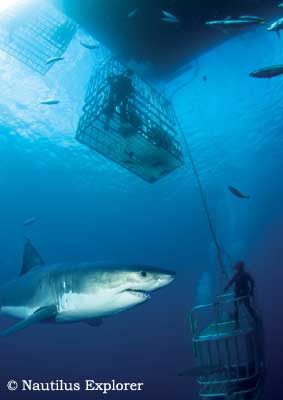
[104,69,134,130]
[224,261,258,327]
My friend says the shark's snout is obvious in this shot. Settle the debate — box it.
[148,269,176,292]
[160,270,176,283]
[121,268,175,304]
[121,266,176,296]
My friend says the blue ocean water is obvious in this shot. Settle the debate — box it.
[0,5,282,400]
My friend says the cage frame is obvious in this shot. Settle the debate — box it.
[76,57,184,183]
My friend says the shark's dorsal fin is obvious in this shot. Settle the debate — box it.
[21,240,45,275]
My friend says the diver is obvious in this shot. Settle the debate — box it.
[104,69,134,130]
[224,261,258,327]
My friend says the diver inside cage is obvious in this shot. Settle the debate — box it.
[104,69,135,131]
[224,261,259,328]
[150,125,175,153]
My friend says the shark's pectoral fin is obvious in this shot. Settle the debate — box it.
[84,318,103,327]
[0,305,57,337]
[277,30,281,38]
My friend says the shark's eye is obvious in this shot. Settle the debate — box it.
[141,271,147,278]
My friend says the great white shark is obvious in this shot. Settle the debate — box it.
[0,241,175,336]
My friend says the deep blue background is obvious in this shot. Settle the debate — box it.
[0,2,283,399]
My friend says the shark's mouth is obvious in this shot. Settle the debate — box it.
[124,289,150,299]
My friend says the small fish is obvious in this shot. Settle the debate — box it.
[40,99,60,105]
[128,8,139,19]
[161,18,179,24]
[228,186,250,199]
[267,18,283,37]
[205,17,263,30]
[46,56,64,65]
[80,41,99,50]
[239,15,266,24]
[23,217,39,227]
[249,65,283,78]
[161,10,179,24]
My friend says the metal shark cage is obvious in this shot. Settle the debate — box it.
[76,58,184,183]
[0,0,77,75]
[189,293,265,400]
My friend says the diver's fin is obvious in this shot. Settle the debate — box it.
[84,318,103,327]
[0,305,57,337]
[21,240,45,275]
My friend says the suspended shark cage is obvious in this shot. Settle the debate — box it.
[76,57,184,183]
[0,0,77,75]
[189,293,265,400]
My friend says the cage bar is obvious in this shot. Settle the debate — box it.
[76,57,184,183]
[0,0,77,75]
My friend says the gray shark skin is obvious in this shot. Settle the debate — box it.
[0,241,175,336]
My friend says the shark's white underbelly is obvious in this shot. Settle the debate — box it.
[1,286,147,324]
[56,291,122,322]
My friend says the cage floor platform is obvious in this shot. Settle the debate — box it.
[200,381,228,398]
[194,320,254,342]
[199,375,263,400]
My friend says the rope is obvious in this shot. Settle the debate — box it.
[176,118,230,281]
[168,73,232,282]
